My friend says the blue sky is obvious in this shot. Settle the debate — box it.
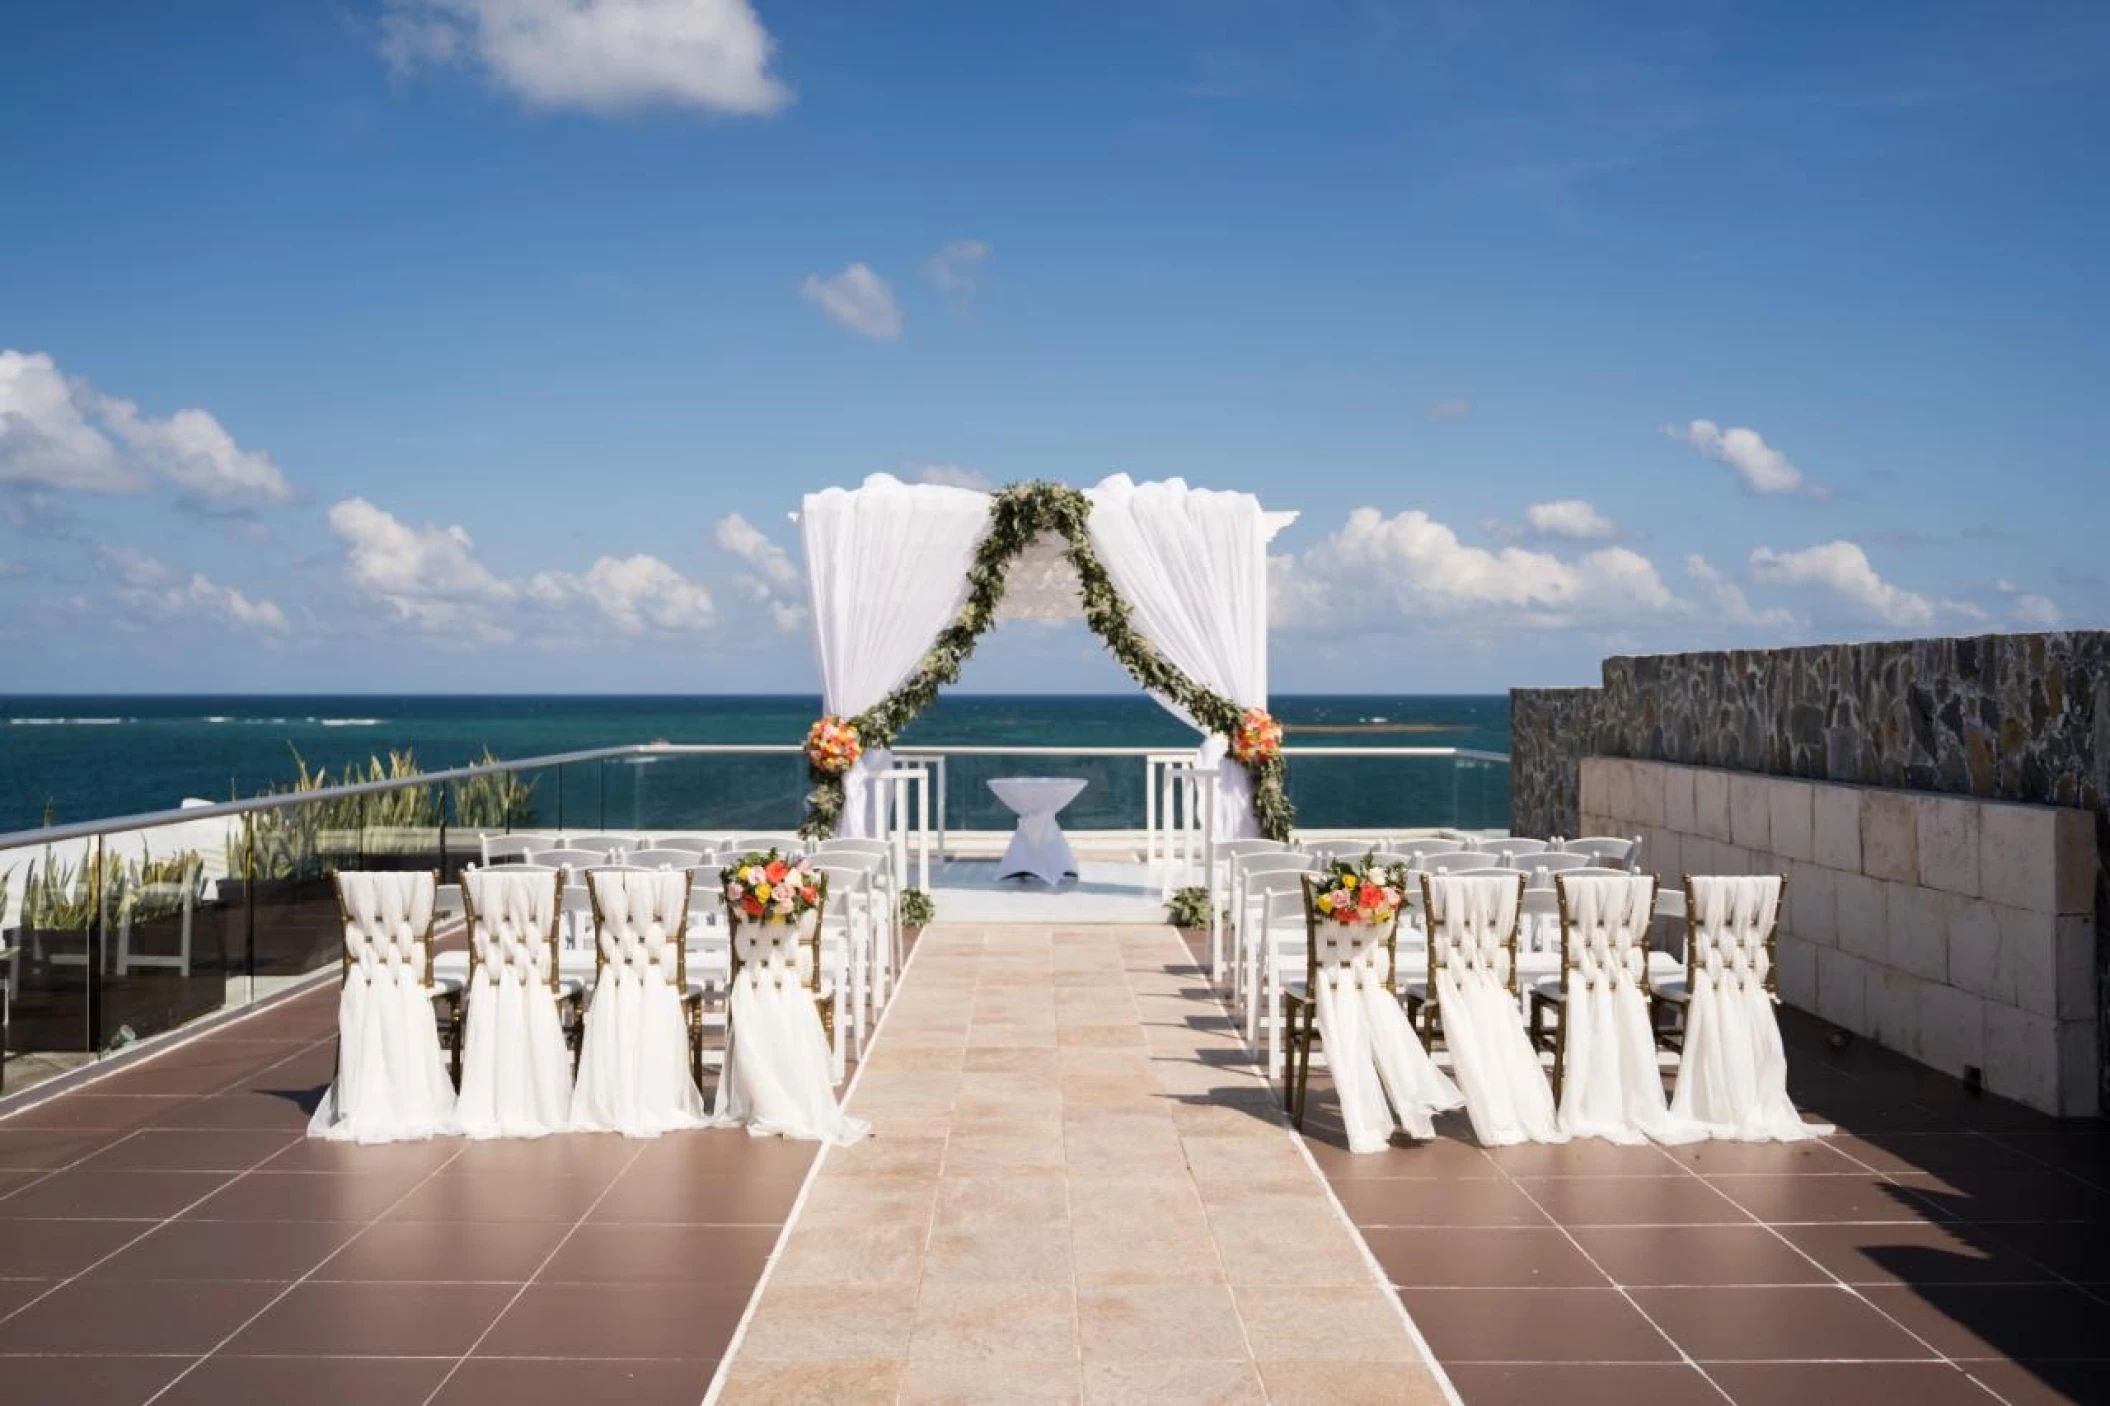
[2,0,2105,695]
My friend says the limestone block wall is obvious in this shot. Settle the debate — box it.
[1581,757,2098,1116]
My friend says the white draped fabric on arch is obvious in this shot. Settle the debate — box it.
[797,473,1295,838]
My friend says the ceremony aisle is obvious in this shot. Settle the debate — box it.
[713,923,1452,1403]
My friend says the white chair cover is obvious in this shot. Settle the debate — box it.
[456,868,573,1140]
[1553,876,1706,1145]
[1670,876,1833,1141]
[571,870,708,1138]
[1310,916,1464,1151]
[308,872,456,1144]
[1427,874,1566,1146]
[712,913,869,1145]
[801,474,991,836]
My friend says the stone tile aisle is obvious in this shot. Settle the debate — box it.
[715,924,1453,1404]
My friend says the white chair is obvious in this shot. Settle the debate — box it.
[1563,835,1642,870]
[728,834,804,856]
[559,835,631,859]
[479,833,552,865]
[113,852,201,977]
[1415,852,1496,874]
[715,892,866,1142]
[454,867,578,1139]
[526,847,607,871]
[306,870,458,1144]
[571,868,709,1137]
[1245,869,1317,1071]
[624,848,703,871]
[1528,873,1702,1144]
[808,860,878,1056]
[1303,839,1383,864]
[816,838,903,1002]
[1483,837,1555,867]
[1417,872,1564,1146]
[1664,875,1832,1141]
[649,835,722,856]
[1211,839,1296,983]
[1230,852,1317,1015]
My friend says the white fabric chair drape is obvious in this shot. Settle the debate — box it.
[571,870,709,1138]
[1669,876,1832,1142]
[456,869,574,1140]
[1309,918,1464,1151]
[801,474,992,837]
[1085,475,1270,839]
[1551,875,1705,1145]
[713,914,869,1145]
[308,871,456,1144]
[1426,874,1566,1146]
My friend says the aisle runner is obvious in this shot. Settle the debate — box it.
[713,924,1453,1403]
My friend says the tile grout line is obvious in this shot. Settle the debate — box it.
[136,1139,472,1405]
[700,912,937,1406]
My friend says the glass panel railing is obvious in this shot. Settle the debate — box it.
[0,831,98,1093]
[1279,751,1511,835]
[600,750,807,836]
[91,817,235,1060]
[446,761,549,876]
[915,751,1150,834]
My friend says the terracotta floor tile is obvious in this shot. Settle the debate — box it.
[181,1168,431,1222]
[538,1221,779,1284]
[0,1275,284,1354]
[385,1171,609,1224]
[154,1354,455,1406]
[0,1353,189,1405]
[0,1093,187,1131]
[0,1168,234,1220]
[89,1217,362,1281]
[318,1217,571,1282]
[1511,1174,1750,1227]
[0,1216,154,1278]
[1780,1220,2057,1286]
[1703,1362,2004,1406]
[589,1168,802,1224]
[1957,1359,2110,1406]
[75,1128,301,1173]
[1706,1172,1953,1224]
[476,1280,750,1359]
[1394,1287,1679,1364]
[1628,1284,1940,1362]
[0,1127,123,1172]
[1333,1177,1551,1228]
[433,1357,721,1406]
[1440,1363,1722,1406]
[1565,1224,1828,1286]
[1859,1283,2110,1361]
[224,1279,517,1356]
[1365,1226,1608,1289]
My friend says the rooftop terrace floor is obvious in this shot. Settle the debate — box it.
[0,924,2103,1405]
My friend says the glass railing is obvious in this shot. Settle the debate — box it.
[0,739,1507,1100]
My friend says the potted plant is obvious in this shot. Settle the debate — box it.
[899,887,935,940]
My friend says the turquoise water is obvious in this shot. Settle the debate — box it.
[0,694,1510,836]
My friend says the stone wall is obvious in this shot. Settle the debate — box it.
[1582,758,2097,1116]
[1511,631,2109,1113]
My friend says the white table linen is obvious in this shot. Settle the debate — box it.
[988,777,1087,886]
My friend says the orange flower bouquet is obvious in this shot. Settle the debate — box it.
[722,850,826,924]
[1310,858,1408,927]
[804,716,863,775]
[1230,707,1282,765]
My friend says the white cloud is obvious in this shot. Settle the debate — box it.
[1424,397,1473,422]
[1747,540,1936,628]
[914,463,992,490]
[97,543,173,588]
[167,574,290,633]
[330,496,715,642]
[1,350,289,504]
[379,0,790,116]
[924,239,990,299]
[95,544,287,633]
[1271,506,1677,631]
[1523,499,1614,540]
[2011,593,2060,627]
[529,555,715,634]
[801,263,902,340]
[1663,418,1816,496]
[1685,555,1797,632]
[713,511,804,631]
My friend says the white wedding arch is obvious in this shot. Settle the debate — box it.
[792,473,1299,842]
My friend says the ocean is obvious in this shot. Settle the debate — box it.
[0,695,1511,837]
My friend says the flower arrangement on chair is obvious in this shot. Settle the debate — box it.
[722,851,827,924]
[1310,856,1408,926]
[1230,707,1283,765]
[804,716,863,776]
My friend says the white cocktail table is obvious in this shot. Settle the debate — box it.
[988,777,1087,886]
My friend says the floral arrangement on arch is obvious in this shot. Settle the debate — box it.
[1310,856,1409,926]
[722,850,826,924]
[1231,707,1283,765]
[805,716,863,775]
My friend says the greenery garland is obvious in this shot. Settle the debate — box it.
[800,481,1294,841]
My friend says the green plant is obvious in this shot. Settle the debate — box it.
[899,888,935,928]
[21,849,107,931]
[798,482,1293,841]
[116,850,207,925]
[1165,885,1213,930]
